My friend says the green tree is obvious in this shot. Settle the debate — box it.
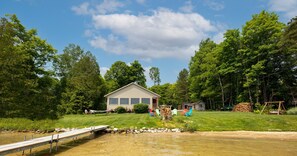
[54,44,84,77]
[129,60,146,87]
[57,48,106,114]
[218,29,242,106]
[104,61,130,90]
[176,69,189,104]
[189,38,219,109]
[278,17,297,103]
[150,83,178,106]
[241,11,284,104]
[149,67,161,85]
[0,14,57,119]
[105,60,147,90]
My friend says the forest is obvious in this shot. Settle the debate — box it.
[0,11,296,119]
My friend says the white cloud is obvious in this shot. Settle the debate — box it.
[212,31,224,44]
[72,2,93,15]
[72,0,124,15]
[89,9,219,60]
[179,1,194,13]
[203,0,224,11]
[269,0,297,19]
[96,0,124,14]
[100,67,109,77]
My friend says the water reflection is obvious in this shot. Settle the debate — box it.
[1,132,297,156]
[56,133,297,156]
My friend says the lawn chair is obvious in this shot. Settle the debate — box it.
[172,109,177,116]
[155,109,160,116]
[185,108,193,117]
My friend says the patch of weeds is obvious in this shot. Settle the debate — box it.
[184,123,196,132]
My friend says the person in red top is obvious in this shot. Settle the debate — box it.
[181,105,188,116]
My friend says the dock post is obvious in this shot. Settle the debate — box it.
[29,135,33,156]
[55,134,59,152]
[22,136,26,155]
[49,134,54,153]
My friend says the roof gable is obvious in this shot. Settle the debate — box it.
[104,82,161,97]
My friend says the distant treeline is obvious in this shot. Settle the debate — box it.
[0,11,296,119]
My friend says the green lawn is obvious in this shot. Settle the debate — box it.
[1,111,297,132]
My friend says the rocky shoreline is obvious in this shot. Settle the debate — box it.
[54,127,183,134]
[104,127,182,134]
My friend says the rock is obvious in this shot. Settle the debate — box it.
[113,128,118,132]
[105,128,112,133]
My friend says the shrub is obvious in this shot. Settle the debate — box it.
[287,107,297,115]
[115,106,126,114]
[133,103,149,113]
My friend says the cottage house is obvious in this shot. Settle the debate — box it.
[104,82,160,110]
[182,101,205,111]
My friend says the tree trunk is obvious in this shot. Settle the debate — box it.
[218,75,225,107]
[263,77,267,103]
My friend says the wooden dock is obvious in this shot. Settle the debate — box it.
[0,125,108,155]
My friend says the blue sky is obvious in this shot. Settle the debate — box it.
[1,0,297,86]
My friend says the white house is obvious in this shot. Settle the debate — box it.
[182,101,205,111]
[104,82,161,110]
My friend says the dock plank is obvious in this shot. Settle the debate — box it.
[0,125,108,155]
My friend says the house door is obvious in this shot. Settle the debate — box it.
[153,98,158,109]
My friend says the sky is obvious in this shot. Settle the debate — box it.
[1,0,297,86]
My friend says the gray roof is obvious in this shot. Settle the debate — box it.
[104,82,161,98]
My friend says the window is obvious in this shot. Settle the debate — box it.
[141,98,150,104]
[120,98,129,105]
[109,98,118,105]
[131,98,140,104]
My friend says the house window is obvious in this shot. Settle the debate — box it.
[131,98,140,104]
[109,98,118,105]
[142,98,150,104]
[120,98,129,105]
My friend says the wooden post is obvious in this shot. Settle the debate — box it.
[260,102,268,114]
[49,135,53,153]
[29,135,33,155]
[277,101,281,115]
[55,134,59,152]
[22,136,26,155]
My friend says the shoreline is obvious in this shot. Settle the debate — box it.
[180,131,297,140]
[2,130,297,140]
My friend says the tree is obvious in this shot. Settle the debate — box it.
[104,60,147,90]
[149,67,161,85]
[241,11,284,104]
[150,83,178,106]
[129,60,146,87]
[218,29,242,106]
[278,17,297,103]
[53,44,84,77]
[0,14,58,119]
[189,38,219,109]
[56,46,107,114]
[176,69,189,104]
[104,61,130,90]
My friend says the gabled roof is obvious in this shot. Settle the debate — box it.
[104,82,161,98]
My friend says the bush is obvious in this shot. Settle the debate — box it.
[287,107,297,115]
[115,106,126,114]
[133,103,149,113]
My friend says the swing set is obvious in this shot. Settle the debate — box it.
[260,101,286,115]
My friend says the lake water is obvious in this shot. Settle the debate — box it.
[1,132,297,156]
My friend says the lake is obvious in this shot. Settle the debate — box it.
[1,132,297,156]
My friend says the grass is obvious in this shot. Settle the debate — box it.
[1,111,297,132]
